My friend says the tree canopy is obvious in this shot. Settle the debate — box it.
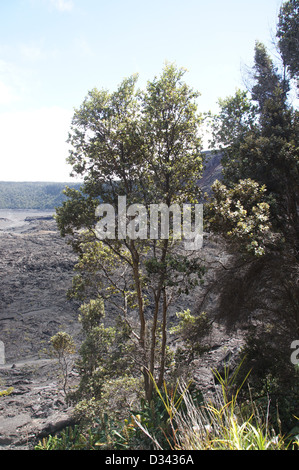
[53,1,299,442]
[277,0,299,80]
[208,39,299,253]
[56,63,205,403]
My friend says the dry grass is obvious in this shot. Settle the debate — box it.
[134,364,299,450]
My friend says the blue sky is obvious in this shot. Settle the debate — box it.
[0,0,284,181]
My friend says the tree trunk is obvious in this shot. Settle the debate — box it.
[130,241,146,349]
[148,291,162,401]
[157,288,167,389]
[147,239,169,401]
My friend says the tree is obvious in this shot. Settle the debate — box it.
[276,0,299,81]
[209,88,257,184]
[51,331,76,395]
[56,63,205,403]
[251,41,289,109]
[206,179,273,257]
[210,41,299,248]
[208,31,299,430]
[67,297,140,422]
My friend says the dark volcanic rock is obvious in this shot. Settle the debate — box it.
[24,215,54,222]
[0,217,80,362]
[200,151,223,196]
[0,214,81,449]
[0,359,76,449]
[0,206,246,449]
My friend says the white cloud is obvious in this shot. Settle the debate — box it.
[0,107,76,181]
[49,0,74,12]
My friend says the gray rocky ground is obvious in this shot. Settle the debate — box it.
[0,208,245,450]
[0,213,81,449]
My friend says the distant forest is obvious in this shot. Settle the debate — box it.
[0,182,82,209]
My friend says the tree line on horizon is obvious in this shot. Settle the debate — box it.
[0,181,81,210]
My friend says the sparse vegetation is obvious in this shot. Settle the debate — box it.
[50,331,76,395]
[1,0,298,452]
[44,0,298,450]
[35,370,299,451]
[0,387,14,398]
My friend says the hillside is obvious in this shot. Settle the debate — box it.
[0,152,222,210]
[0,182,82,210]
